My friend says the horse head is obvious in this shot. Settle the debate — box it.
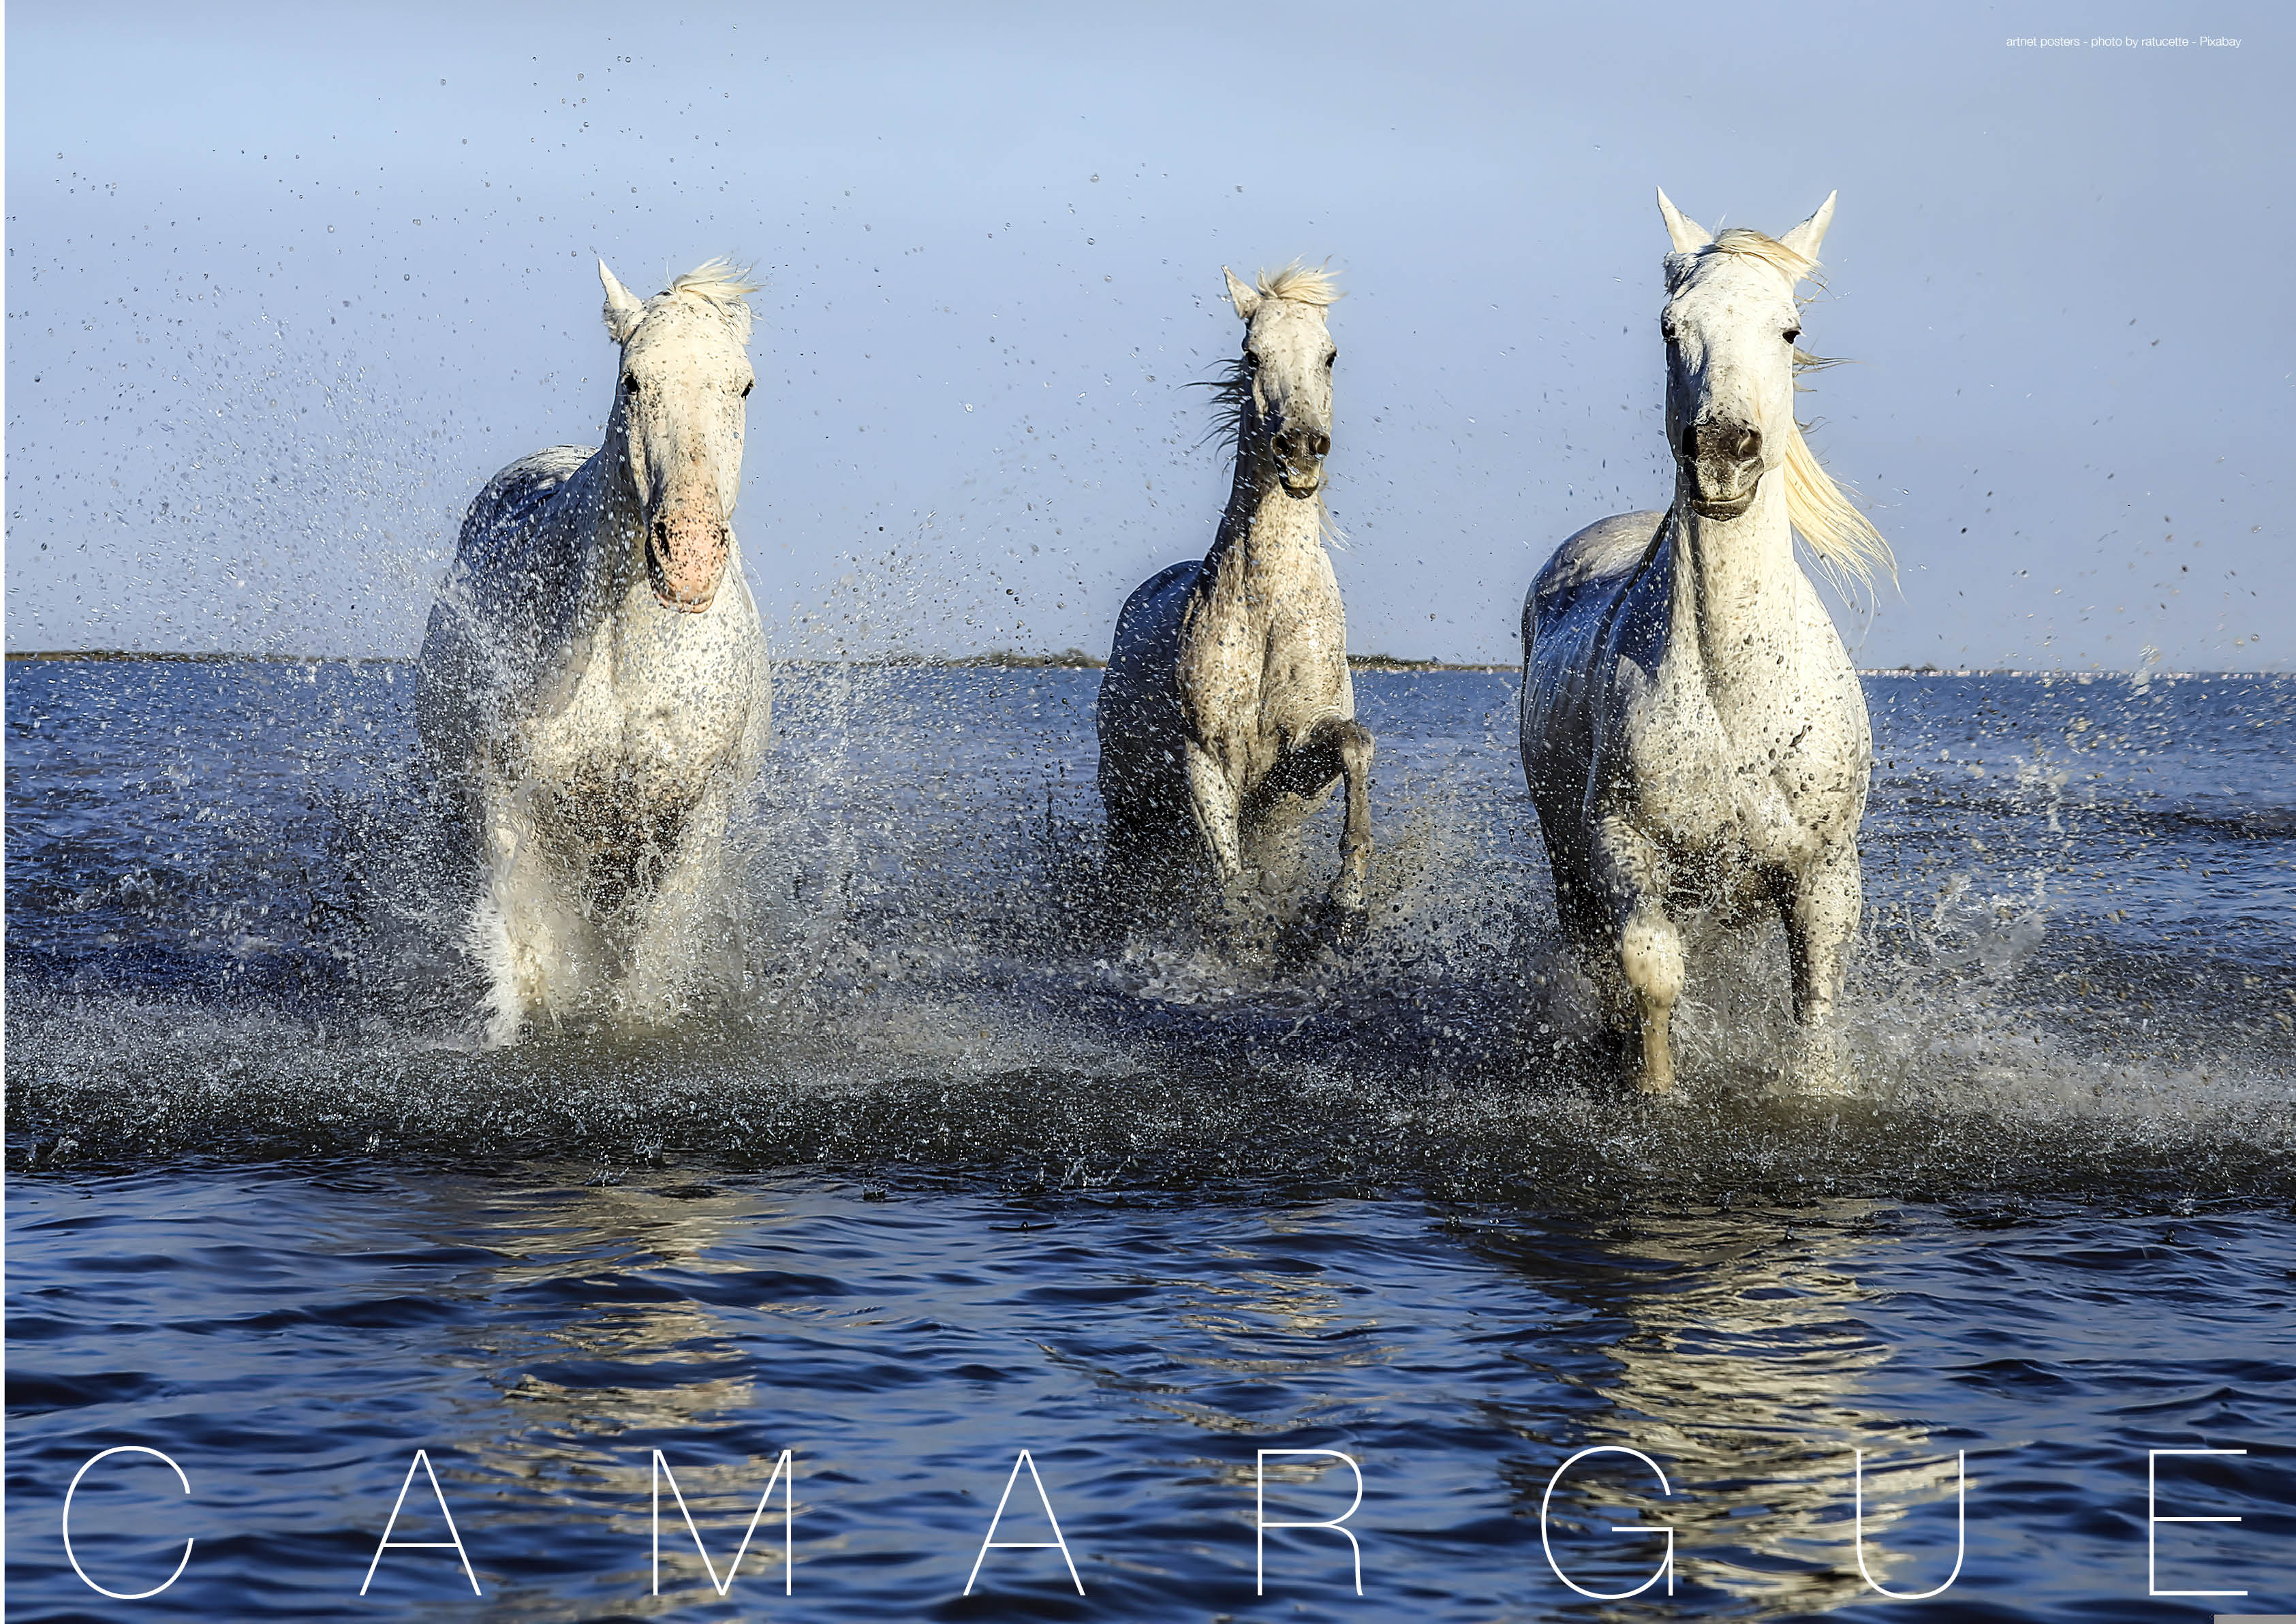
[1222,264,1339,499]
[600,258,758,612]
[1654,190,1833,521]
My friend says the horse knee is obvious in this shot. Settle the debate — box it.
[1617,911,1684,1011]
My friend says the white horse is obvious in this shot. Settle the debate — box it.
[1097,264,1373,933]
[1519,192,1891,1091]
[416,259,772,1045]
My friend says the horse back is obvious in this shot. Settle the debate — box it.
[1096,559,1203,813]
[456,446,597,569]
[1525,512,1666,649]
[417,446,599,764]
[1519,512,1669,826]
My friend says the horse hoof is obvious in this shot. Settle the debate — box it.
[1786,1047,1849,1096]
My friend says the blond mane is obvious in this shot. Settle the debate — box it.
[654,257,759,341]
[1667,229,1895,596]
[1254,260,1341,307]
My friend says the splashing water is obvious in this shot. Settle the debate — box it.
[7,661,2289,1203]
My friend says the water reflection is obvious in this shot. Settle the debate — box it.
[1465,1203,1964,1615]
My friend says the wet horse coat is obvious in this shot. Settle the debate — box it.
[1521,193,1891,1090]
[416,260,771,1043]
[1098,264,1372,928]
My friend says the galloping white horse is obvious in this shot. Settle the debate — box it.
[1098,264,1373,932]
[416,259,772,1044]
[1520,192,1891,1091]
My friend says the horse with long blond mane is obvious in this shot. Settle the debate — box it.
[1521,191,1892,1091]
[416,258,772,1044]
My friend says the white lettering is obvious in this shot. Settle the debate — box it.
[651,1450,794,1597]
[2148,1448,2246,1597]
[1256,1450,1364,1596]
[1852,1450,1968,1599]
[965,1450,1084,1596]
[360,1450,480,1597]
[63,1447,196,1600]
[1540,1447,1675,1600]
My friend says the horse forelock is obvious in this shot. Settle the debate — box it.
[1254,261,1341,307]
[1662,228,1814,296]
[634,257,759,343]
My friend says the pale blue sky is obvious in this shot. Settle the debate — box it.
[6,1,2286,668]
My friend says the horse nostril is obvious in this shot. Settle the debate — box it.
[1310,432,1331,457]
[1689,422,1762,469]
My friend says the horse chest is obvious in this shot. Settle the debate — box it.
[1625,671,1852,873]
[1179,552,1348,768]
[525,582,763,796]
[1181,615,1347,777]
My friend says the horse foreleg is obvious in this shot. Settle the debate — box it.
[1594,817,1683,1093]
[625,783,734,1018]
[1782,839,1861,1090]
[474,775,587,1044]
[1183,740,1246,891]
[1330,720,1375,920]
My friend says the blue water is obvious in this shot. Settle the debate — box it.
[7,659,2293,1619]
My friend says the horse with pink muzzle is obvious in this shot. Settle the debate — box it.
[416,259,773,1045]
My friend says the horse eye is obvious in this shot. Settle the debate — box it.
[1245,350,1261,371]
[1784,328,1801,345]
[1324,352,1337,368]
[741,379,754,398]
[622,374,640,394]
[1660,319,1677,342]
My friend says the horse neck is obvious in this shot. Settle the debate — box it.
[1667,475,1805,683]
[572,394,649,602]
[1207,438,1323,572]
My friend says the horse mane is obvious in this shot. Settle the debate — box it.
[652,257,760,342]
[1255,260,1341,308]
[1197,356,1254,452]
[1666,229,1895,595]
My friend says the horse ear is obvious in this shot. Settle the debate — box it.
[1778,191,1836,266]
[598,259,645,345]
[1222,266,1262,322]
[1656,189,1712,255]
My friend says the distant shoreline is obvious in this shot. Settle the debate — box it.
[0,647,1512,674]
[2,649,2273,680]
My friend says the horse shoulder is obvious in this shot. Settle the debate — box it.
[464,446,594,537]
[1750,571,1875,758]
[1104,560,1199,680]
[1523,512,1670,727]
[1528,512,1667,627]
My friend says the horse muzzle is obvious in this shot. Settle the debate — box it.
[1278,460,1326,499]
[647,516,730,614]
[1681,419,1765,519]
[1275,427,1331,499]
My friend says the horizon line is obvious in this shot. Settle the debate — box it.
[3,649,2281,681]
